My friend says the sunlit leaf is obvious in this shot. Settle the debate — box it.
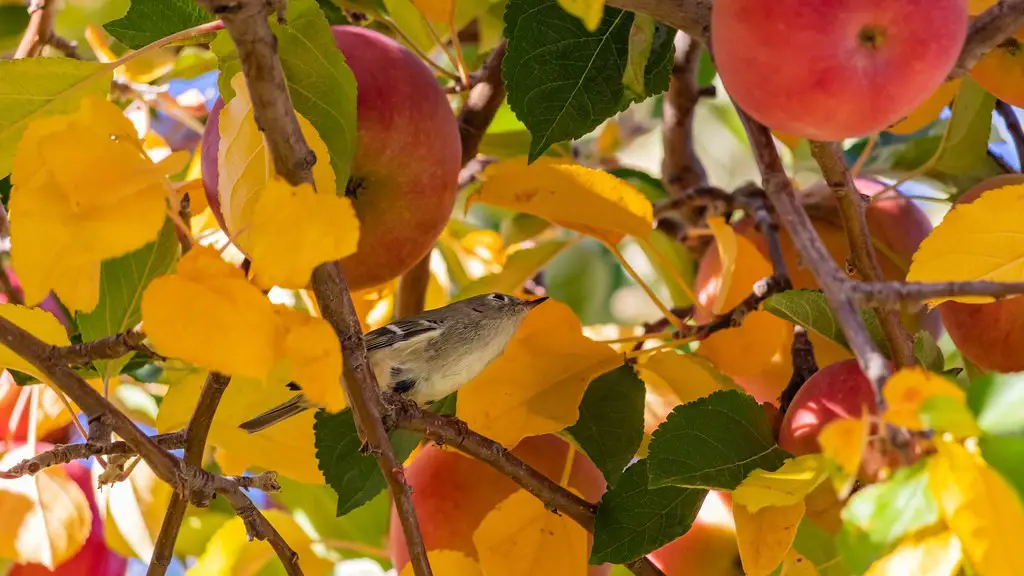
[733,455,828,513]
[886,79,961,135]
[762,290,889,357]
[399,550,481,575]
[695,310,793,384]
[473,489,589,576]
[470,157,653,244]
[702,219,772,314]
[966,372,1024,436]
[907,183,1024,304]
[882,367,967,431]
[637,350,733,406]
[817,416,868,497]
[457,299,619,447]
[734,500,805,576]
[0,305,70,381]
[864,530,962,576]
[455,241,570,300]
[188,508,332,575]
[94,459,172,563]
[781,548,819,576]
[621,13,655,97]
[843,460,939,553]
[410,0,455,23]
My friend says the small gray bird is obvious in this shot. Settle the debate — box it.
[238,292,548,433]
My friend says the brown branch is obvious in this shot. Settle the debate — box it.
[395,256,432,319]
[605,0,711,43]
[458,41,507,165]
[149,372,231,576]
[847,280,1024,307]
[0,314,300,573]
[49,330,155,366]
[15,0,55,58]
[737,111,892,396]
[662,32,707,197]
[1,432,186,479]
[996,100,1024,168]
[0,267,23,306]
[948,0,1024,80]
[808,141,914,369]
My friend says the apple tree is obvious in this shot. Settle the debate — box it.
[1,0,1024,574]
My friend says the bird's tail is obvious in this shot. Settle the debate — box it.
[239,394,313,433]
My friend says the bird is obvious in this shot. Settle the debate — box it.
[238,292,548,433]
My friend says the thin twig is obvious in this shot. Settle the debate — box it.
[49,330,155,366]
[1,432,186,478]
[948,0,1024,80]
[848,280,1024,307]
[661,31,707,198]
[15,0,56,58]
[996,100,1024,169]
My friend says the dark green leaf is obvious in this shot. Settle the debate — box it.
[979,435,1024,498]
[913,330,944,373]
[647,390,789,489]
[0,175,9,209]
[841,461,938,549]
[967,372,1024,435]
[937,77,1003,191]
[104,0,215,49]
[503,0,675,160]
[315,408,420,515]
[213,0,357,189]
[77,218,179,380]
[316,0,351,24]
[566,364,645,487]
[919,395,981,438]
[763,290,890,358]
[590,459,708,564]
[429,392,458,416]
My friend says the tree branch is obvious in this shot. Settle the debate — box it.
[14,0,74,59]
[1,432,186,479]
[948,0,1024,80]
[49,330,155,366]
[808,141,914,369]
[847,280,1024,307]
[996,100,1024,168]
[662,32,707,197]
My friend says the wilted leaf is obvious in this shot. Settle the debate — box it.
[0,58,113,179]
[94,459,172,563]
[456,241,570,300]
[864,530,962,576]
[637,350,733,406]
[732,455,828,513]
[213,0,357,190]
[249,175,359,290]
[215,74,338,255]
[0,445,92,568]
[566,364,645,486]
[457,299,619,447]
[882,367,967,431]
[734,500,805,576]
[400,550,481,575]
[470,157,653,244]
[762,290,889,357]
[647,390,789,489]
[104,0,215,49]
[10,96,171,311]
[929,439,1024,576]
[0,305,70,381]
[314,408,421,515]
[966,372,1024,436]
[843,460,939,552]
[907,183,1024,304]
[189,508,332,575]
[473,489,589,576]
[591,459,707,564]
[503,0,674,159]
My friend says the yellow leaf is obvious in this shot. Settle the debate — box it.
[0,445,92,568]
[696,310,793,380]
[272,307,345,413]
[411,0,454,23]
[472,489,589,576]
[637,350,731,406]
[707,216,739,315]
[929,439,1024,576]
[0,305,70,381]
[187,508,331,576]
[470,156,653,244]
[734,500,805,576]
[142,246,278,379]
[699,219,773,314]
[907,183,1024,304]
[781,548,819,576]
[93,459,172,562]
[249,175,359,290]
[883,367,966,431]
[399,550,482,576]
[156,368,323,484]
[457,299,619,447]
[10,96,170,311]
[865,530,962,576]
[733,455,828,513]
[216,74,336,254]
[773,130,803,152]
[557,0,604,32]
[887,79,962,135]
[817,415,868,498]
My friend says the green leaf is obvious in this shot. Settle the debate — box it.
[503,0,675,160]
[836,523,890,576]
[967,372,1024,436]
[500,213,552,245]
[77,218,179,380]
[622,14,657,100]
[316,0,350,25]
[793,518,850,576]
[314,408,420,515]
[640,229,695,307]
[979,435,1024,499]
[0,59,113,179]
[590,459,708,564]
[566,364,645,487]
[763,290,890,358]
[546,239,617,325]
[841,460,938,553]
[103,0,214,49]
[213,0,357,189]
[936,76,1004,190]
[913,330,944,373]
[647,390,789,489]
[455,241,570,300]
[919,395,981,438]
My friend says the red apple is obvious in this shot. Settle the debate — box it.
[712,0,968,140]
[202,25,461,291]
[938,174,1024,372]
[648,491,742,575]
[388,434,609,574]
[778,359,879,456]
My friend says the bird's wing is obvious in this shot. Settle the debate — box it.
[364,318,443,351]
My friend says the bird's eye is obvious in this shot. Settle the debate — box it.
[487,293,509,302]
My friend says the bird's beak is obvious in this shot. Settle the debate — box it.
[526,296,549,308]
